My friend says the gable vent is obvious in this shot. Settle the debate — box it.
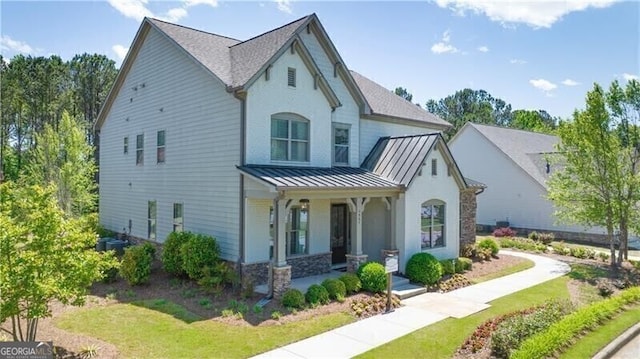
[288,67,296,87]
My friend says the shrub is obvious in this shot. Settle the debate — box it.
[476,247,493,261]
[551,242,570,256]
[119,245,152,285]
[527,231,539,241]
[181,233,220,280]
[512,287,640,359]
[440,259,456,275]
[197,262,234,294]
[322,278,347,301]
[141,242,156,259]
[457,257,473,272]
[162,231,189,276]
[405,252,443,285]
[493,227,517,237]
[339,273,362,294]
[597,251,610,262]
[305,284,330,305]
[358,262,387,293]
[537,232,555,245]
[439,274,472,292]
[350,293,400,317]
[478,238,500,256]
[282,288,305,309]
[491,301,572,358]
[460,243,476,258]
[596,279,615,297]
[500,237,548,253]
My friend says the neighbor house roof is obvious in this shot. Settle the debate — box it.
[464,123,559,188]
[238,165,401,191]
[350,71,452,129]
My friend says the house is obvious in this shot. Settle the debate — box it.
[449,122,607,243]
[96,14,477,297]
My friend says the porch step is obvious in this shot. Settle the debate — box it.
[391,276,410,288]
[392,283,428,300]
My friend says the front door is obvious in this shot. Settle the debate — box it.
[331,204,348,264]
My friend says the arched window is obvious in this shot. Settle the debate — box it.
[421,200,445,249]
[271,113,309,162]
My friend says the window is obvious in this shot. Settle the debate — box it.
[287,67,296,87]
[136,134,144,165]
[431,158,437,176]
[421,200,445,249]
[173,203,183,232]
[271,114,309,162]
[157,130,165,164]
[333,124,349,165]
[124,137,129,154]
[148,200,157,240]
[287,206,308,256]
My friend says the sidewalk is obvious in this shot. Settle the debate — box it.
[253,251,570,359]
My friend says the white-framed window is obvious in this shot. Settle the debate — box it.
[421,200,445,249]
[124,137,129,154]
[173,203,183,232]
[136,134,144,165]
[148,200,157,240]
[332,124,350,166]
[287,206,308,256]
[287,67,296,87]
[431,158,437,176]
[271,113,309,162]
[157,130,165,164]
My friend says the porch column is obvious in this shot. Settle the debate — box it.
[272,198,292,298]
[346,197,370,272]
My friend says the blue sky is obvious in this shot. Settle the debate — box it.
[1,0,638,119]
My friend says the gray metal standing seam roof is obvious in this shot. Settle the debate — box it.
[238,165,401,190]
[468,123,559,188]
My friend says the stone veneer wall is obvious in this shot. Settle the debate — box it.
[240,261,270,285]
[288,252,332,279]
[460,189,478,249]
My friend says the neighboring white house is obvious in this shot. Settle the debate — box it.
[96,14,472,296]
[449,122,607,241]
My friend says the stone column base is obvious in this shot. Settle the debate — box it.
[346,254,368,273]
[272,265,292,299]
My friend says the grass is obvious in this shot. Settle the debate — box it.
[470,258,535,284]
[568,263,609,281]
[559,305,640,358]
[356,275,571,358]
[55,302,354,358]
[131,298,202,323]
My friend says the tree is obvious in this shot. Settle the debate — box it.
[511,109,556,133]
[548,81,640,266]
[23,111,97,217]
[394,87,413,102]
[0,182,117,341]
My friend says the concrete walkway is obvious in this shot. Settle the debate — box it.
[253,250,570,359]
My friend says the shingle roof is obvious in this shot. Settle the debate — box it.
[350,71,452,129]
[238,165,401,190]
[468,123,559,188]
[361,134,439,186]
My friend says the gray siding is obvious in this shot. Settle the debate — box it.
[99,28,242,260]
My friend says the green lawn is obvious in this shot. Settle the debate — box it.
[559,305,640,358]
[356,276,571,358]
[471,258,535,284]
[55,301,354,358]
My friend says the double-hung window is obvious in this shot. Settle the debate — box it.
[421,200,445,249]
[332,124,350,165]
[148,200,157,240]
[173,203,183,232]
[271,114,309,162]
[124,137,129,154]
[287,206,309,256]
[157,130,165,164]
[136,134,144,165]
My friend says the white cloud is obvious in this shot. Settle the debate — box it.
[431,29,458,54]
[165,7,188,22]
[112,44,130,61]
[275,0,293,14]
[108,0,217,23]
[510,58,527,65]
[530,78,557,92]
[477,45,489,53]
[435,0,617,28]
[0,35,34,54]
[183,0,218,7]
[561,79,580,86]
[622,73,639,81]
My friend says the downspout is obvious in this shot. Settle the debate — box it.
[234,91,247,269]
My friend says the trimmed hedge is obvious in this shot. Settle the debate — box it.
[512,287,640,359]
[305,284,330,305]
[339,273,362,294]
[405,252,443,285]
[322,278,346,301]
[282,289,305,309]
[358,262,387,293]
[162,231,189,276]
[180,233,220,280]
[119,245,152,285]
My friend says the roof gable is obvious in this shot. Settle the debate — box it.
[462,123,559,188]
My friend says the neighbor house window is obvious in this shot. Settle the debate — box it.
[333,124,350,165]
[287,67,296,87]
[431,158,437,176]
[136,134,144,165]
[124,137,129,154]
[421,200,445,249]
[157,130,165,164]
[173,203,183,232]
[148,200,157,240]
[287,206,308,256]
[271,114,309,162]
